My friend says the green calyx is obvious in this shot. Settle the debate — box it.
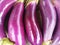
[25,0,39,7]
[42,40,52,45]
[17,0,24,2]
[0,38,14,45]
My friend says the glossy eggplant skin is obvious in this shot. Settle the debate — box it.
[8,2,26,45]
[52,0,60,43]
[24,1,42,45]
[0,0,16,39]
[39,0,56,42]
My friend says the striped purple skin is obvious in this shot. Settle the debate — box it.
[52,0,60,44]
[8,2,26,45]
[24,1,42,45]
[0,0,16,40]
[39,0,56,42]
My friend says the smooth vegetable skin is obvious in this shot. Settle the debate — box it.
[51,0,60,45]
[8,1,26,45]
[24,0,42,45]
[39,0,56,44]
[0,0,16,40]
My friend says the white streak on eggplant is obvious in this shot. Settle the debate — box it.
[0,1,14,24]
[8,25,15,41]
[0,0,3,4]
[32,2,40,44]
[28,21,34,42]
[17,4,22,45]
[46,18,49,30]
[43,1,45,6]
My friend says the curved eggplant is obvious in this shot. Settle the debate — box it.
[0,0,16,45]
[0,0,16,41]
[24,0,42,45]
[39,0,56,45]
[8,0,26,45]
[51,0,60,45]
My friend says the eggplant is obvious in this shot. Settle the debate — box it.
[8,0,26,45]
[39,0,56,45]
[24,0,42,45]
[0,0,16,39]
[51,0,60,45]
[0,0,16,45]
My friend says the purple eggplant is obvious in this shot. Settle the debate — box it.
[8,0,26,45]
[0,0,16,44]
[51,0,60,45]
[24,0,42,45]
[0,0,16,39]
[0,0,16,45]
[39,0,56,45]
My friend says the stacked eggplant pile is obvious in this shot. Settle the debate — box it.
[0,0,60,45]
